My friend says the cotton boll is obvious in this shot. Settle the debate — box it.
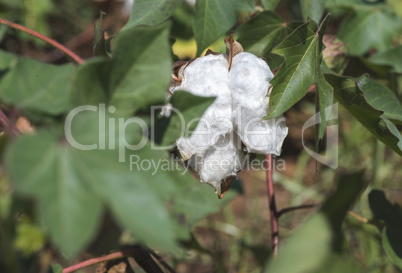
[239,115,288,155]
[230,52,274,109]
[176,54,234,158]
[229,52,287,156]
[199,134,244,191]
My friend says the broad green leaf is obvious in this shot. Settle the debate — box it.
[70,58,110,106]
[264,170,366,272]
[369,46,402,74]
[7,132,103,256]
[326,74,402,155]
[236,11,301,59]
[72,23,172,116]
[356,76,402,122]
[369,190,402,269]
[160,91,216,146]
[0,50,16,69]
[261,0,281,10]
[338,8,402,55]
[300,0,325,22]
[267,14,333,141]
[108,23,172,116]
[193,0,252,56]
[0,51,75,115]
[124,0,183,29]
[6,110,181,254]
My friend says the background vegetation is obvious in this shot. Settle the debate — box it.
[0,0,401,272]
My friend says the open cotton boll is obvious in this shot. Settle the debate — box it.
[230,52,288,156]
[198,134,244,191]
[176,54,233,159]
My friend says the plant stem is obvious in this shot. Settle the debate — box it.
[63,251,126,273]
[265,154,279,256]
[0,108,20,137]
[62,247,176,273]
[0,17,84,64]
[277,203,319,217]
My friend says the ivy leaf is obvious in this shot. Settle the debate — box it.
[193,0,252,56]
[369,190,402,270]
[267,14,333,142]
[338,8,402,55]
[0,50,75,115]
[264,170,366,272]
[236,11,301,60]
[72,23,172,116]
[326,74,402,155]
[124,0,183,30]
[369,46,402,73]
[160,91,216,147]
[300,0,325,22]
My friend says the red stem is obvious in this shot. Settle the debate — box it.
[63,251,125,273]
[265,154,279,256]
[0,17,84,64]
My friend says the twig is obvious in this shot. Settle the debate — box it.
[0,17,84,64]
[348,211,368,224]
[277,203,319,217]
[62,246,169,273]
[149,250,177,273]
[0,108,20,137]
[265,154,279,256]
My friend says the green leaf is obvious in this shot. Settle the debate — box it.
[7,132,103,256]
[124,0,183,30]
[108,24,172,116]
[264,170,366,272]
[193,0,250,56]
[267,14,332,140]
[369,46,402,74]
[0,51,75,115]
[236,11,301,59]
[316,70,334,139]
[160,91,216,146]
[300,0,325,22]
[261,0,281,10]
[326,74,402,155]
[6,109,181,255]
[93,11,108,57]
[50,264,63,273]
[338,8,402,55]
[72,23,172,116]
[356,76,402,122]
[369,190,402,269]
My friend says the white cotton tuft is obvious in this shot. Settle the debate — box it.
[230,52,288,156]
[171,50,288,191]
[177,54,233,158]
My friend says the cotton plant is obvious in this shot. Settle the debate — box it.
[166,36,288,197]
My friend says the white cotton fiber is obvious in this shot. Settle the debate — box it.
[172,50,288,190]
